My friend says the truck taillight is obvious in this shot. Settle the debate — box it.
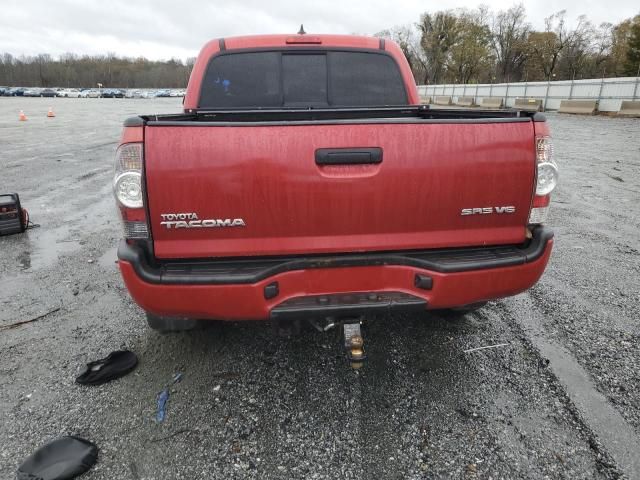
[534,137,558,196]
[529,136,558,225]
[114,142,149,239]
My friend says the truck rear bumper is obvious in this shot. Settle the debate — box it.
[117,227,553,320]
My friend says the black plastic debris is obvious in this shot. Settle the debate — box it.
[75,350,138,386]
[17,436,98,480]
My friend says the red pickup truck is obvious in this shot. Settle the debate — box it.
[114,33,557,335]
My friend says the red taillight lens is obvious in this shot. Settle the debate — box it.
[529,136,558,225]
[285,36,322,44]
[114,142,149,239]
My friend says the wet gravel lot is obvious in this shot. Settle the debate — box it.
[1,97,639,479]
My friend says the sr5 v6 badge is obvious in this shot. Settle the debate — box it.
[461,206,516,216]
[160,212,246,229]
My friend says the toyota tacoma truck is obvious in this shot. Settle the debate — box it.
[114,33,558,335]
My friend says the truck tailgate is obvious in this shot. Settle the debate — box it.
[144,121,535,259]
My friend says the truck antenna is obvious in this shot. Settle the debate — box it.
[298,24,306,35]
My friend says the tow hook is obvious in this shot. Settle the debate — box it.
[343,320,366,369]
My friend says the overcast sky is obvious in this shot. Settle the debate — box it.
[1,0,638,60]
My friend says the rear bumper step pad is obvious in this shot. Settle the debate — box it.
[118,227,553,286]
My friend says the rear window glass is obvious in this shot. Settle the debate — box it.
[199,50,407,108]
[200,52,281,107]
[282,54,327,107]
[329,52,407,106]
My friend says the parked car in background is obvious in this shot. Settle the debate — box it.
[104,89,124,98]
[155,89,171,97]
[0,86,7,95]
[125,89,143,98]
[40,88,57,97]
[58,88,82,98]
[23,88,43,97]
[4,87,25,96]
[86,89,102,98]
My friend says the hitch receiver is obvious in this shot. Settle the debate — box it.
[343,321,366,369]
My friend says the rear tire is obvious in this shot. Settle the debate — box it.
[146,313,198,333]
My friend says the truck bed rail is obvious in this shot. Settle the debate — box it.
[136,105,544,126]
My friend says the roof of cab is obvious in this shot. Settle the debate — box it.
[208,33,382,51]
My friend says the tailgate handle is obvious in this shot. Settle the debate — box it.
[315,148,383,166]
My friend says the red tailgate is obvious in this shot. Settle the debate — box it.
[144,121,535,259]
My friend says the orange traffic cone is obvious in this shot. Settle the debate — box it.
[47,107,55,118]
[19,110,27,121]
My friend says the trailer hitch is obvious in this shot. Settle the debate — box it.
[343,320,366,369]
[309,316,366,368]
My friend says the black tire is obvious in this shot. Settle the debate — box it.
[146,312,198,333]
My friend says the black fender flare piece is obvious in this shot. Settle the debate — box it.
[17,436,98,480]
[75,350,138,386]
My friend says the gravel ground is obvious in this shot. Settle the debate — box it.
[0,98,638,479]
[523,113,640,436]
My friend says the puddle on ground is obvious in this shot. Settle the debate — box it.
[17,251,32,270]
[18,188,116,271]
[23,228,81,271]
[98,246,118,269]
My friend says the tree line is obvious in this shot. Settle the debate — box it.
[0,53,195,88]
[377,5,640,84]
[1,4,639,88]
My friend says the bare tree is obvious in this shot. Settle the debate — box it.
[490,4,530,81]
[625,15,640,75]
[447,8,494,83]
[526,11,573,80]
[557,16,596,79]
[418,11,459,84]
[376,25,429,83]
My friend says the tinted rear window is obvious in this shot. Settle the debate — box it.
[282,54,327,107]
[199,50,407,108]
[199,52,281,108]
[329,52,407,106]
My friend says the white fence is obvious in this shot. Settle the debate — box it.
[418,77,640,112]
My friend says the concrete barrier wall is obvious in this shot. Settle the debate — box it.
[456,96,475,107]
[618,101,640,117]
[418,76,640,112]
[433,96,452,106]
[514,98,543,111]
[558,100,598,115]
[419,95,431,104]
[481,98,503,108]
